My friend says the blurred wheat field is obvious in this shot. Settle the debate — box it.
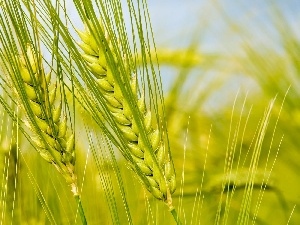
[1,0,300,224]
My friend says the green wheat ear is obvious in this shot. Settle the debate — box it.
[17,44,77,190]
[77,22,176,203]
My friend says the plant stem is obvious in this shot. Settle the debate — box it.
[74,195,87,225]
[166,190,182,225]
[170,207,182,225]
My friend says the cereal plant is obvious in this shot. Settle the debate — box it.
[0,0,299,224]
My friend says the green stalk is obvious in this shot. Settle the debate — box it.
[169,206,182,225]
[74,194,87,225]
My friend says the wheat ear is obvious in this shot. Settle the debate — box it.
[77,23,176,202]
[18,45,76,188]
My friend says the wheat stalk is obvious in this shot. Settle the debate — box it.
[77,22,176,204]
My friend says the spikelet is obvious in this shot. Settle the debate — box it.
[78,22,176,202]
[18,44,76,185]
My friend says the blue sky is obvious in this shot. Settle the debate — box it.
[146,0,300,51]
[141,1,300,110]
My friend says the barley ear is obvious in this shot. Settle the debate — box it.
[17,44,76,187]
[78,22,177,203]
